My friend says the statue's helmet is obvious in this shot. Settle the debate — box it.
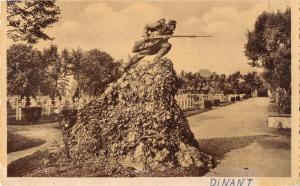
[158,18,166,24]
[167,20,177,26]
[166,20,176,30]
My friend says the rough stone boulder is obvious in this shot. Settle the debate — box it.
[63,58,212,175]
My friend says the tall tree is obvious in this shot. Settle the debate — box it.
[65,48,85,97]
[78,49,121,96]
[42,44,66,98]
[58,48,73,96]
[217,74,227,93]
[208,72,220,93]
[7,0,61,44]
[70,48,84,82]
[244,8,291,92]
[243,72,263,94]
[7,44,45,97]
[245,8,290,113]
[178,70,206,90]
[227,71,241,94]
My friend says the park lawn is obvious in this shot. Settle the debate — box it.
[184,108,211,117]
[183,99,243,118]
[7,131,46,153]
[7,114,60,125]
[197,135,269,161]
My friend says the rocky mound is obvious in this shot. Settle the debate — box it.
[63,58,212,175]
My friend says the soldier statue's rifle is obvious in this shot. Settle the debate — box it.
[143,35,212,39]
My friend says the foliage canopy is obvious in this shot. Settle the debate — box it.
[244,8,291,92]
[7,0,61,44]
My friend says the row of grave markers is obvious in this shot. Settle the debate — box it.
[175,93,246,110]
[9,93,247,121]
[8,96,97,121]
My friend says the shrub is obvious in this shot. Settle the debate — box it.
[276,93,291,114]
[213,99,220,106]
[61,109,78,129]
[7,110,16,116]
[7,102,16,116]
[236,96,240,101]
[204,100,212,109]
[230,97,236,102]
[72,87,80,102]
[21,107,42,122]
[257,88,268,97]
[243,94,251,99]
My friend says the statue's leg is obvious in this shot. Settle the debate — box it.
[153,42,172,61]
[123,53,147,72]
[130,53,147,64]
[124,40,164,72]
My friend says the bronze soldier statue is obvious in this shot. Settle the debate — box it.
[123,18,211,72]
[124,18,177,71]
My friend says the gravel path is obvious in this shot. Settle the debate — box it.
[188,97,291,177]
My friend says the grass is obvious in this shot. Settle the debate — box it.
[184,108,211,117]
[7,150,68,177]
[8,149,105,177]
[219,101,234,107]
[7,149,208,177]
[276,128,291,137]
[7,114,60,125]
[197,135,269,161]
[7,131,46,153]
[183,100,241,117]
[256,136,290,150]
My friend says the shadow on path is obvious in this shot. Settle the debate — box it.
[197,135,271,161]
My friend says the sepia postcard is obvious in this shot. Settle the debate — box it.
[0,0,299,186]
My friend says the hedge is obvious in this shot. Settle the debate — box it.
[21,107,42,122]
[243,94,251,99]
[61,109,78,129]
[213,99,220,106]
[204,100,213,109]
[236,96,240,101]
[230,97,236,102]
[276,93,291,114]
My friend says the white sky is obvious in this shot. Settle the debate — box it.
[14,0,290,75]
